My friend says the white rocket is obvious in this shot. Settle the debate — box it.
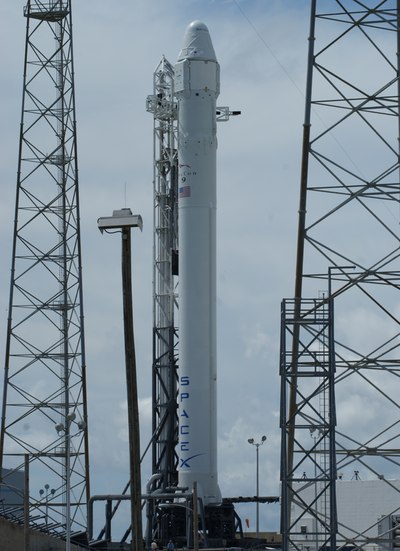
[175,21,222,505]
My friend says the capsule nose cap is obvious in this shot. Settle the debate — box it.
[177,20,217,62]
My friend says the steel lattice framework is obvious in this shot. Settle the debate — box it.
[148,57,179,488]
[281,297,337,551]
[145,56,179,543]
[281,1,400,550]
[0,0,90,538]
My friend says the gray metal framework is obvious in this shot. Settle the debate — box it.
[0,0,89,539]
[145,56,179,541]
[282,1,400,550]
[281,297,337,551]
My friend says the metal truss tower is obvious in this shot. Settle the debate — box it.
[281,1,400,550]
[281,296,337,551]
[0,0,89,540]
[146,57,179,543]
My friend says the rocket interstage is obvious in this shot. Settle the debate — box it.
[175,20,222,506]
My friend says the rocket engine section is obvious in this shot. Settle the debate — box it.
[175,20,222,506]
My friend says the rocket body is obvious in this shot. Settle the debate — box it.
[175,21,221,505]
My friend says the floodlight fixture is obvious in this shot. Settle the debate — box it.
[97,208,143,233]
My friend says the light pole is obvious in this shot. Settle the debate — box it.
[248,435,267,539]
[39,483,55,530]
[97,208,143,551]
[55,410,80,550]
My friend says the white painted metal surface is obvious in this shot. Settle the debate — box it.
[175,20,221,505]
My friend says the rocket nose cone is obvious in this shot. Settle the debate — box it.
[177,20,217,62]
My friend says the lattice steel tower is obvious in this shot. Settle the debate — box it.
[147,57,179,490]
[145,56,180,544]
[0,0,90,539]
[281,1,400,550]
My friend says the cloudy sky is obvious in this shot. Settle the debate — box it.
[0,0,312,536]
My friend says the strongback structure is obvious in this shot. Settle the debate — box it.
[281,1,400,550]
[147,56,179,493]
[146,57,180,544]
[0,0,89,541]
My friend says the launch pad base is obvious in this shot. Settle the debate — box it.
[157,500,242,548]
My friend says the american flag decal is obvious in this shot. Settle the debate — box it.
[179,185,191,198]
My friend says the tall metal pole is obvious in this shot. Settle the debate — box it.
[256,444,260,538]
[287,0,317,480]
[24,454,30,551]
[248,436,266,539]
[65,429,71,550]
[193,481,199,551]
[65,413,75,551]
[121,227,143,551]
[98,209,144,551]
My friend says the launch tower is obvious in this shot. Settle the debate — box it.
[0,0,89,543]
[281,2,400,550]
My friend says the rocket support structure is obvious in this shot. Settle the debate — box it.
[175,21,221,506]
